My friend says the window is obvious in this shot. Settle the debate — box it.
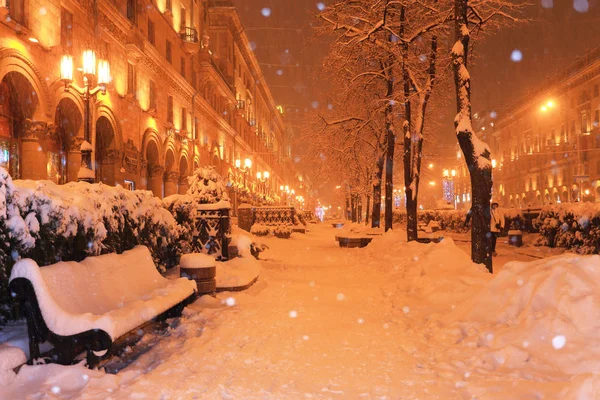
[149,80,157,111]
[167,96,173,124]
[181,107,187,131]
[8,0,25,25]
[148,20,155,45]
[594,109,599,128]
[127,63,136,98]
[60,8,73,49]
[595,84,599,98]
[180,56,185,77]
[180,7,186,30]
[126,0,136,23]
[582,113,589,134]
[166,40,172,63]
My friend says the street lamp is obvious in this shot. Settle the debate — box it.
[256,170,270,195]
[60,50,111,182]
[235,157,252,188]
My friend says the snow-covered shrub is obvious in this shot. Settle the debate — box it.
[273,224,292,238]
[534,203,600,253]
[250,223,270,237]
[392,209,470,233]
[0,169,181,323]
[187,166,230,204]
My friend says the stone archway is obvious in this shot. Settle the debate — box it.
[164,148,177,197]
[178,155,189,194]
[54,97,83,183]
[95,116,117,185]
[0,71,49,180]
[146,140,163,197]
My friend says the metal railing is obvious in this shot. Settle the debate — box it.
[180,27,198,44]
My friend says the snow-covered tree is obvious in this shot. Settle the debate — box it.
[451,0,524,271]
[187,166,230,204]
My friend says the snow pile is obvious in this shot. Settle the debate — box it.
[215,256,260,289]
[9,246,196,340]
[0,344,26,385]
[393,209,470,233]
[451,254,600,375]
[0,169,180,324]
[367,231,491,306]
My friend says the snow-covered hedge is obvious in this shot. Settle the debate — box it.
[392,208,526,233]
[534,203,600,253]
[0,168,180,324]
[392,209,470,233]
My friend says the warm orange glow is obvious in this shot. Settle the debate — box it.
[82,49,96,75]
[60,54,73,82]
[451,169,456,177]
[244,158,252,169]
[28,37,39,43]
[492,159,497,168]
[540,105,548,112]
[235,159,241,169]
[443,169,449,177]
[256,172,262,180]
[97,59,111,86]
[264,171,270,179]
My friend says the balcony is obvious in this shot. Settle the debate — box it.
[125,28,146,62]
[180,27,199,54]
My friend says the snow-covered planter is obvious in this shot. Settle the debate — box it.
[393,209,469,233]
[0,169,180,324]
[163,166,231,260]
[533,203,600,253]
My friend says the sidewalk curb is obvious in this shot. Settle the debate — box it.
[216,276,259,293]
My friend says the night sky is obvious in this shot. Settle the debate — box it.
[234,0,600,167]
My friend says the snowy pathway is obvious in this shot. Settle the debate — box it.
[2,224,597,399]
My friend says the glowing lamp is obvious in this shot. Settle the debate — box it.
[443,169,449,177]
[97,59,111,86]
[82,49,96,76]
[492,159,497,168]
[285,185,289,191]
[451,169,456,177]
[60,54,74,84]
[256,172,262,180]
[244,158,252,169]
[264,171,270,179]
[235,159,241,168]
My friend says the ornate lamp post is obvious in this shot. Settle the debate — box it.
[60,50,111,183]
[442,169,456,207]
[256,170,269,195]
[235,157,252,189]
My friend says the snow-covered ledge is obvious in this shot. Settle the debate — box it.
[9,246,197,366]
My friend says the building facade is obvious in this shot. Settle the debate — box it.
[451,48,600,210]
[0,0,296,206]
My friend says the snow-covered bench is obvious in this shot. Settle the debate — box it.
[9,246,197,367]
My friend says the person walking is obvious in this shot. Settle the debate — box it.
[490,202,504,256]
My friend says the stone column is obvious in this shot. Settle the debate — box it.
[164,170,179,197]
[178,175,189,194]
[147,164,164,197]
[67,137,84,183]
[20,120,54,180]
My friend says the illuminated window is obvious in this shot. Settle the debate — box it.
[127,62,136,98]
[60,8,73,49]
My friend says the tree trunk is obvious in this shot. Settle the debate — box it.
[400,5,417,241]
[371,156,384,228]
[351,195,357,222]
[358,196,363,224]
[384,69,395,232]
[365,195,371,225]
[345,196,351,220]
[453,0,493,272]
